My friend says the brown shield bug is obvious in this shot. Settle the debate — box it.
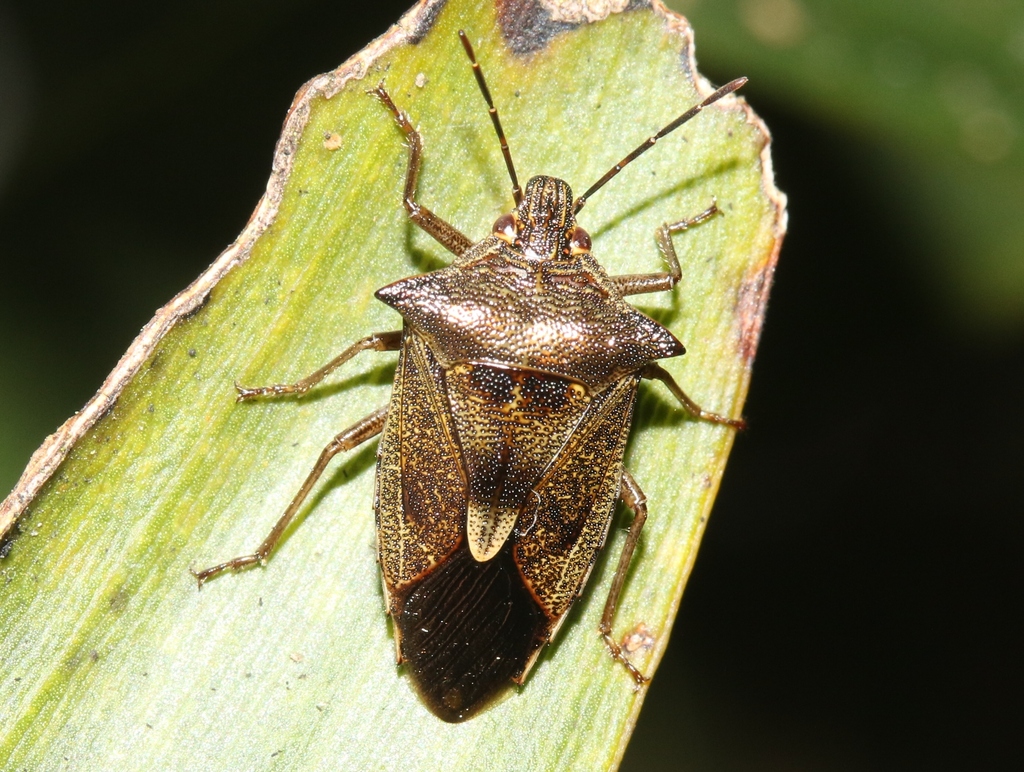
[192,31,747,722]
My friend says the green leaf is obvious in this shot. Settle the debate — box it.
[0,1,783,768]
[669,0,1024,328]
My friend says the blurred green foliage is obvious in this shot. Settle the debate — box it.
[670,0,1024,329]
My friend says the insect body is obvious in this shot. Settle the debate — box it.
[193,32,746,722]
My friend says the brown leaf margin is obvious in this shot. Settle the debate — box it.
[0,0,787,544]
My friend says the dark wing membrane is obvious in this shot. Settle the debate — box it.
[514,373,641,624]
[394,541,548,722]
[376,331,465,600]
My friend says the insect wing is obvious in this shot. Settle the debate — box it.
[375,331,465,605]
[378,337,637,719]
[512,372,641,679]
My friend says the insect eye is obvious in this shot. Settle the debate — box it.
[493,213,518,243]
[568,226,591,254]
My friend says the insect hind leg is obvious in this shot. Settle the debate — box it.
[600,468,651,686]
[190,406,389,587]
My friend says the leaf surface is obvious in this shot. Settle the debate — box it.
[0,1,783,769]
[670,0,1024,327]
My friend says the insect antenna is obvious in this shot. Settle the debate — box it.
[459,30,524,206]
[573,77,747,214]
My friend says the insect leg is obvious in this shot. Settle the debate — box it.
[608,202,720,296]
[599,469,651,686]
[370,84,474,257]
[190,406,389,587]
[642,362,747,429]
[235,331,402,401]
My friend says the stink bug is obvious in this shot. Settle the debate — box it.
[192,31,746,722]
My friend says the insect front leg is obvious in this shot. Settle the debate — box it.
[191,406,389,587]
[642,362,747,429]
[608,201,720,297]
[235,331,402,401]
[369,84,473,257]
[600,469,651,686]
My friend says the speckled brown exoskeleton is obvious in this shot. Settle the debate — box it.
[192,31,746,722]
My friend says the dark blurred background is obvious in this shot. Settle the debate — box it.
[0,1,1020,769]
